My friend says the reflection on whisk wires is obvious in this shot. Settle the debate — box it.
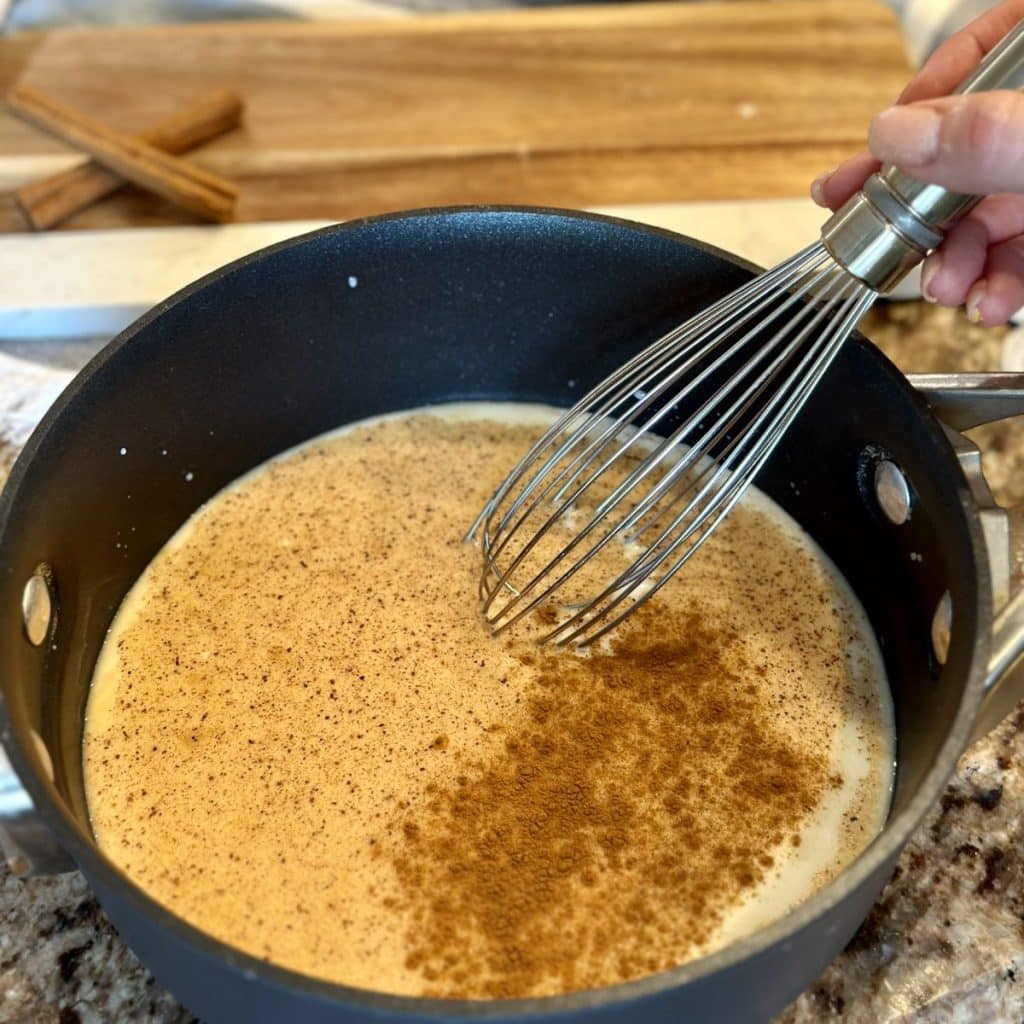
[469,243,875,647]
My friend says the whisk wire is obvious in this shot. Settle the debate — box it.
[473,241,876,645]
[478,247,828,580]
[482,256,846,624]
[479,248,839,620]
[620,261,862,545]
[548,281,875,645]
[472,245,827,551]
[570,291,876,646]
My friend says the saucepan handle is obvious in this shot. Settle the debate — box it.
[909,372,1024,742]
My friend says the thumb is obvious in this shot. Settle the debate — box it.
[868,91,1024,195]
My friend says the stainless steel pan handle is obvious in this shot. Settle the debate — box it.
[909,371,1024,742]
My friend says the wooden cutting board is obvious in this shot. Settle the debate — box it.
[0,0,910,231]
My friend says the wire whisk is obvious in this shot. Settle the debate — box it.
[470,243,875,647]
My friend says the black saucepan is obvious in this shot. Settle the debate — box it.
[2,207,1023,1022]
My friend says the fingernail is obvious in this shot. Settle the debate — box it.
[810,169,835,207]
[920,253,941,303]
[868,106,941,165]
[966,280,987,323]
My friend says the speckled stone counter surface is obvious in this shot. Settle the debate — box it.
[3,304,1024,1023]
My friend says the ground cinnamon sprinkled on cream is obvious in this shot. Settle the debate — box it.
[393,604,835,997]
[84,403,893,999]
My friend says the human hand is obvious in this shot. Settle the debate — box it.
[811,1,1024,325]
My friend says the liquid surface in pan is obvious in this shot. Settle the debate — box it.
[84,402,894,999]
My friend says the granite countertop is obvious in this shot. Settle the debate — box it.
[3,303,1024,1023]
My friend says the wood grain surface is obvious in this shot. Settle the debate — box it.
[0,1,910,231]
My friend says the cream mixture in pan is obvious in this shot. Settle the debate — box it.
[84,403,894,999]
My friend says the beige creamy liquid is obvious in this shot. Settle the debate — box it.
[84,403,894,999]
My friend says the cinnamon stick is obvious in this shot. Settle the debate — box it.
[15,89,243,231]
[7,85,237,223]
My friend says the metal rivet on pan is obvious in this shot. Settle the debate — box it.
[932,590,952,666]
[21,570,52,647]
[874,460,912,525]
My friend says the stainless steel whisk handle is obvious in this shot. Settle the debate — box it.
[822,18,1024,292]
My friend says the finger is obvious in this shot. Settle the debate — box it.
[900,2,1024,103]
[922,219,989,306]
[810,152,880,210]
[967,235,1024,325]
[868,91,1024,195]
[922,194,1024,305]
